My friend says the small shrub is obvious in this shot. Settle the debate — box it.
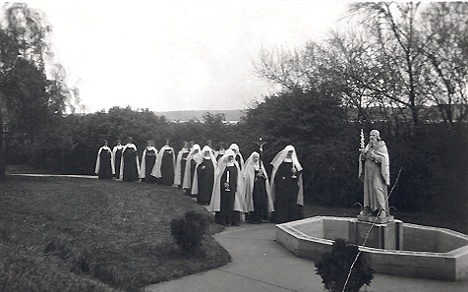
[315,238,373,292]
[170,211,209,254]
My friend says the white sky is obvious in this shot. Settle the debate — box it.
[23,0,350,112]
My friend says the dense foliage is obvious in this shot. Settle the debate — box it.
[0,3,76,178]
[10,107,236,175]
[170,211,210,254]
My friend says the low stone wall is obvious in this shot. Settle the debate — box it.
[275,216,468,281]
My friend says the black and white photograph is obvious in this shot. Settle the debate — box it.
[1,1,467,291]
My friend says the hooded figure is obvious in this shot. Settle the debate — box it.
[358,129,390,218]
[208,149,245,226]
[270,145,304,223]
[243,151,274,223]
[174,141,190,188]
[228,143,245,170]
[112,140,123,178]
[182,144,202,196]
[215,142,226,161]
[191,145,217,205]
[140,140,158,183]
[95,140,114,179]
[152,139,176,186]
[120,138,140,182]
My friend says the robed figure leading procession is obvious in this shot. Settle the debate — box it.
[95,140,114,179]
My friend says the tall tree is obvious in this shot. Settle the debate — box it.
[0,3,70,178]
[255,2,468,131]
[347,2,468,130]
[254,42,342,94]
[347,2,428,126]
[420,2,468,132]
[202,112,228,145]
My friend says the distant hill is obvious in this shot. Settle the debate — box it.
[153,109,246,122]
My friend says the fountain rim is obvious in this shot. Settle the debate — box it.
[277,216,468,258]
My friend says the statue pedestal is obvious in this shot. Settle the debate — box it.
[349,218,403,250]
[357,214,394,224]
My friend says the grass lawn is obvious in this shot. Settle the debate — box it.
[0,175,230,292]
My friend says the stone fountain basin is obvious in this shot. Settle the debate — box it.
[275,216,468,281]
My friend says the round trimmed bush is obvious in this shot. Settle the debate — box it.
[170,211,209,253]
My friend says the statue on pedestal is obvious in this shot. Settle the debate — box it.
[358,130,392,221]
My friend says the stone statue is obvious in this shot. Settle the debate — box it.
[358,130,390,218]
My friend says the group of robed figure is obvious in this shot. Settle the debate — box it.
[95,129,391,226]
[95,139,305,225]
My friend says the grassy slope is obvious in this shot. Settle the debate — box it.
[0,176,230,292]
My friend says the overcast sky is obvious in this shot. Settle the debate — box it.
[24,0,350,112]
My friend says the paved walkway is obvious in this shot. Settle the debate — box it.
[9,173,98,179]
[144,223,468,292]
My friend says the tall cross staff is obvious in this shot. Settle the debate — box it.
[254,137,267,169]
[360,129,365,152]
[358,129,365,177]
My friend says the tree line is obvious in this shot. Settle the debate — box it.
[1,2,467,223]
[251,2,468,221]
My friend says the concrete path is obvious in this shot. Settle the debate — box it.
[144,223,468,292]
[9,173,98,179]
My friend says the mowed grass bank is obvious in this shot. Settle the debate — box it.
[0,176,230,292]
